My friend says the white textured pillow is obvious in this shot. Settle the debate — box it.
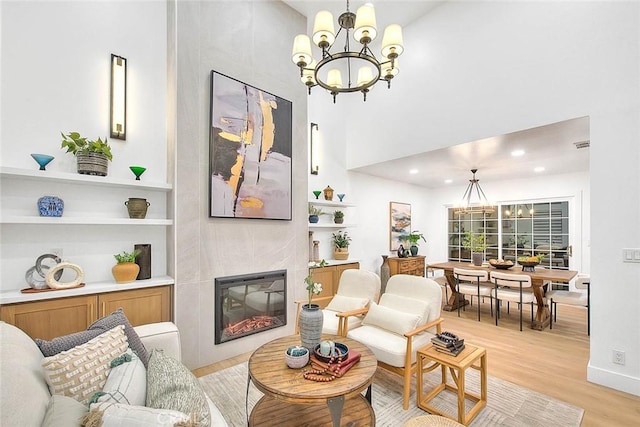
[43,395,88,427]
[93,349,146,406]
[41,325,129,405]
[362,302,422,335]
[379,293,431,326]
[85,402,192,426]
[325,294,369,313]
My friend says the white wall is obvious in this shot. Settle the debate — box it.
[0,1,167,287]
[339,1,639,396]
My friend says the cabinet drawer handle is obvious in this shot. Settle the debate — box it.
[102,302,106,316]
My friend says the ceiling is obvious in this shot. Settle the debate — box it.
[284,1,591,189]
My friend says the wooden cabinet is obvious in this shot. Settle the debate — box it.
[388,256,426,277]
[309,262,360,304]
[0,285,172,340]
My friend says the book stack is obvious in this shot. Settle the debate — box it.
[431,332,465,356]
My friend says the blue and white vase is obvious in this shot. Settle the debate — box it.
[37,196,64,217]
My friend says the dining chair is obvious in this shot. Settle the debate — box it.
[547,273,590,335]
[490,271,535,331]
[453,268,493,321]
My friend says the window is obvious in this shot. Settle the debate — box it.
[448,201,570,271]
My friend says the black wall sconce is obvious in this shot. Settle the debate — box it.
[310,122,319,175]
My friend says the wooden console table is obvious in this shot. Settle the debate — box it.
[388,255,425,277]
[247,334,377,427]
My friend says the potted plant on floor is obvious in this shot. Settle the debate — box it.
[331,231,351,260]
[406,230,426,256]
[333,210,344,224]
[462,231,487,266]
[112,250,140,283]
[61,131,113,176]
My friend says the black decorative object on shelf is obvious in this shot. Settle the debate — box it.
[134,244,151,280]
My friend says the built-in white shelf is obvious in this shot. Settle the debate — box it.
[308,223,356,229]
[308,199,356,207]
[0,276,175,304]
[0,216,173,225]
[0,167,172,192]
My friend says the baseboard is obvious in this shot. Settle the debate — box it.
[587,361,640,397]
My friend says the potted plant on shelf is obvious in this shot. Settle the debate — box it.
[462,231,487,266]
[331,231,351,260]
[333,210,344,224]
[308,205,325,223]
[406,230,426,256]
[112,250,140,283]
[60,131,113,176]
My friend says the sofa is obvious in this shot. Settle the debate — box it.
[0,319,227,426]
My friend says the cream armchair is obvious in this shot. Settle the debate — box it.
[347,274,443,409]
[296,269,381,336]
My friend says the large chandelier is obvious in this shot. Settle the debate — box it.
[455,169,495,215]
[291,0,404,103]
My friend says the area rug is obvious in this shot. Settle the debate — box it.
[199,362,584,426]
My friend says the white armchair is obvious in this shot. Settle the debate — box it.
[296,269,381,336]
[347,274,443,409]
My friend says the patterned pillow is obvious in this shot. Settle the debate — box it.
[91,349,146,407]
[41,325,129,405]
[36,308,149,367]
[146,349,211,426]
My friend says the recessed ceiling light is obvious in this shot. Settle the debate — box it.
[511,149,525,157]
[444,179,453,184]
[409,169,418,174]
[534,166,545,172]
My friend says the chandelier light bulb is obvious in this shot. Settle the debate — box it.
[291,34,312,67]
[354,4,377,44]
[301,60,317,87]
[383,59,399,79]
[327,69,343,89]
[312,10,336,48]
[381,24,404,59]
[357,67,374,87]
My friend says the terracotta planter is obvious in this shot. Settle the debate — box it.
[112,262,140,284]
[334,247,349,260]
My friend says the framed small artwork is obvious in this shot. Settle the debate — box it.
[390,202,411,250]
[209,71,292,220]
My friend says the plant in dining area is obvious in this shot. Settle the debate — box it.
[406,230,426,256]
[112,250,141,284]
[462,231,487,266]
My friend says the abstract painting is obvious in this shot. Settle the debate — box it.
[390,202,411,250]
[209,71,292,220]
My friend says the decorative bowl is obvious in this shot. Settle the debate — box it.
[31,153,54,170]
[129,166,147,180]
[518,260,539,272]
[489,259,514,270]
[313,342,349,363]
[285,345,309,369]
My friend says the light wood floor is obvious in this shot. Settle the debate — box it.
[194,298,640,426]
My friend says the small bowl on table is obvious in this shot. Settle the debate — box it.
[285,345,309,369]
[489,259,514,270]
[313,342,349,363]
[518,261,539,272]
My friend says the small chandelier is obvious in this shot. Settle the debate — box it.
[455,169,495,215]
[291,0,404,103]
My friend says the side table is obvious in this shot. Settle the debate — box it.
[416,343,487,426]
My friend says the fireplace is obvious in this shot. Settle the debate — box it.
[215,269,287,344]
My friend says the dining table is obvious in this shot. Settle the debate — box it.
[428,261,578,330]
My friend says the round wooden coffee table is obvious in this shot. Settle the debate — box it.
[248,334,377,427]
